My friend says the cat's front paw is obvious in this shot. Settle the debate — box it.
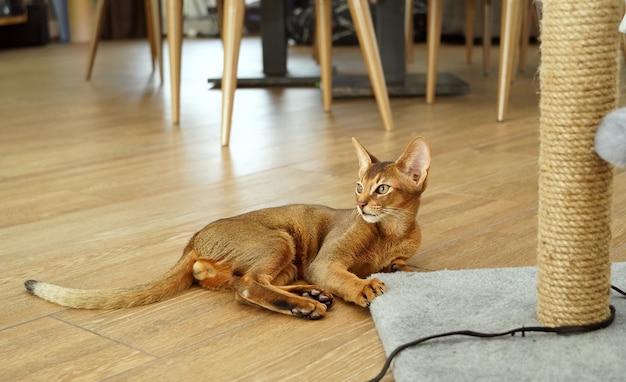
[354,278,386,307]
[381,259,413,273]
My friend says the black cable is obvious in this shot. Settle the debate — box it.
[612,284,626,296]
[368,286,623,382]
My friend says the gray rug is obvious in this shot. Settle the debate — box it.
[369,263,626,382]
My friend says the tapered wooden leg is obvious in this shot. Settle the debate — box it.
[347,0,393,131]
[405,0,414,64]
[482,0,491,75]
[152,0,163,83]
[145,0,156,72]
[216,0,224,46]
[312,5,319,65]
[156,0,164,83]
[426,0,442,104]
[85,0,108,80]
[220,0,244,147]
[531,1,540,38]
[312,32,319,63]
[316,0,333,112]
[465,0,475,64]
[518,0,531,73]
[496,0,522,122]
[166,0,183,124]
[145,0,163,83]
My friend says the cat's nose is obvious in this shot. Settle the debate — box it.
[357,201,367,209]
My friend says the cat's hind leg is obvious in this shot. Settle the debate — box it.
[271,264,335,311]
[233,273,330,319]
[193,258,232,290]
[270,263,298,286]
[231,231,331,319]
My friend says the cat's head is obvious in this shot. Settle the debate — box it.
[352,137,431,224]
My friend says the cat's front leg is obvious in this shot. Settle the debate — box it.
[307,263,386,307]
[380,258,414,273]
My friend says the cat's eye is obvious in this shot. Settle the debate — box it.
[376,184,390,194]
[356,183,364,194]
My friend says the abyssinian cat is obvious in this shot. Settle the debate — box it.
[24,136,430,320]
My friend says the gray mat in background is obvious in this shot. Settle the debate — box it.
[369,263,626,382]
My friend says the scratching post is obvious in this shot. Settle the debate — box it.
[537,0,621,326]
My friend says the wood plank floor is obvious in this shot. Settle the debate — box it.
[1,37,625,381]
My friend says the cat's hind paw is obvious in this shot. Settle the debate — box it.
[281,285,334,310]
[267,296,329,320]
[300,288,334,310]
[289,305,325,320]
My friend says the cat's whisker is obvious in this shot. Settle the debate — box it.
[381,208,409,219]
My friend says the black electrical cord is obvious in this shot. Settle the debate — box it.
[612,284,626,296]
[368,285,625,382]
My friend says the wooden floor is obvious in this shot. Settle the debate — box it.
[1,37,625,381]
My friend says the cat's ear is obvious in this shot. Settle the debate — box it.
[352,137,380,177]
[395,136,431,189]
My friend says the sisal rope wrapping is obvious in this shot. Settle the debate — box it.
[537,0,621,326]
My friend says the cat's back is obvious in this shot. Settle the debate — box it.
[191,204,354,260]
[239,204,352,229]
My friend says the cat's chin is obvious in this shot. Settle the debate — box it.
[359,213,380,224]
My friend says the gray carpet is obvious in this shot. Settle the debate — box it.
[369,263,626,382]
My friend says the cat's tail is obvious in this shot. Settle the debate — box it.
[23,249,200,309]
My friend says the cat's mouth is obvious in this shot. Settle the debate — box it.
[358,209,380,223]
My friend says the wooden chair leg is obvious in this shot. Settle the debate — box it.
[426,0,442,104]
[216,0,224,37]
[518,0,532,73]
[166,0,183,124]
[316,0,333,112]
[220,0,245,147]
[482,0,491,75]
[312,32,319,63]
[85,0,108,80]
[312,3,319,66]
[347,0,394,131]
[496,0,522,122]
[405,0,414,64]
[465,0,475,65]
[145,0,156,73]
[155,0,164,83]
[152,0,163,83]
[145,0,164,83]
[530,1,541,40]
